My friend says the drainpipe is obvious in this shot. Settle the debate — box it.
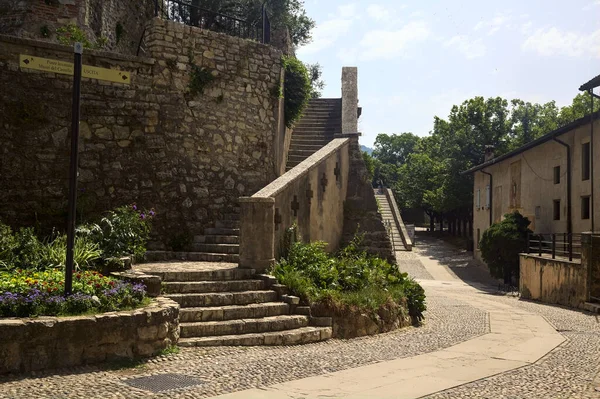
[589,89,596,232]
[480,170,493,226]
[553,137,572,239]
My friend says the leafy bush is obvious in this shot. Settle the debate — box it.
[0,204,154,271]
[271,236,426,322]
[189,65,215,97]
[80,205,154,261]
[0,269,147,317]
[479,211,532,284]
[282,56,311,128]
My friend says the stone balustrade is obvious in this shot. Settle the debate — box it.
[239,138,353,271]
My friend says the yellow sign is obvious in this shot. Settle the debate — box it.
[19,54,131,84]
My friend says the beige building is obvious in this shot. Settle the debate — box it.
[465,112,600,262]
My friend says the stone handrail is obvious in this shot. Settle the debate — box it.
[239,138,352,270]
[384,188,412,251]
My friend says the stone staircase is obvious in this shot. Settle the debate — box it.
[143,266,332,346]
[147,212,241,262]
[374,190,404,251]
[286,98,342,171]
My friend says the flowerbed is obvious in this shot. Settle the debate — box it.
[272,234,426,337]
[0,269,147,317]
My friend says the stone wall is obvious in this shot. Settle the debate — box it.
[519,254,587,308]
[0,0,154,55]
[0,18,283,248]
[342,138,396,264]
[0,297,179,374]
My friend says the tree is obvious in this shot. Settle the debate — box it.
[558,92,600,126]
[372,133,420,166]
[306,62,325,98]
[479,212,532,284]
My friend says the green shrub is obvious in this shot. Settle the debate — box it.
[56,24,92,48]
[479,211,532,284]
[282,56,311,128]
[80,205,153,261]
[271,236,426,322]
[40,234,102,270]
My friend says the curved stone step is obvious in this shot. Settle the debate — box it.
[143,267,255,282]
[194,235,239,244]
[180,302,290,322]
[166,290,278,307]
[180,315,309,338]
[145,251,239,263]
[192,243,239,254]
[163,279,265,294]
[178,326,332,347]
[204,227,240,236]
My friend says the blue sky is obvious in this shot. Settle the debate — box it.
[296,0,600,147]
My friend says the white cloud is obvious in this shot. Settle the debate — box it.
[296,4,357,56]
[367,4,388,21]
[522,27,600,58]
[444,35,486,59]
[521,21,533,34]
[583,0,600,10]
[474,14,508,35]
[357,21,431,61]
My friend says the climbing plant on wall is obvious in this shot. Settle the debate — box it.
[282,56,311,128]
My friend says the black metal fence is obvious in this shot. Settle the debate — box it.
[153,0,270,44]
[526,232,582,261]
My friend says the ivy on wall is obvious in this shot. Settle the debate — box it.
[282,56,311,128]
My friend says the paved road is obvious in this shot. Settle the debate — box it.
[1,233,599,398]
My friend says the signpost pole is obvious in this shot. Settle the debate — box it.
[65,43,83,296]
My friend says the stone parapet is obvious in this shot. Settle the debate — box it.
[239,138,351,271]
[0,297,179,374]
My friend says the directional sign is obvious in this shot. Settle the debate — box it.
[19,54,130,84]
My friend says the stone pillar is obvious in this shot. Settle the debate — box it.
[239,197,276,271]
[583,232,600,301]
[341,67,358,134]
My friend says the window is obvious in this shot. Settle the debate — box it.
[476,189,481,209]
[553,200,561,221]
[477,229,480,249]
[582,196,591,220]
[485,185,491,209]
[535,206,541,219]
[582,142,590,181]
[554,166,560,184]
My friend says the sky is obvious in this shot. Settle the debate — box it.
[296,0,600,148]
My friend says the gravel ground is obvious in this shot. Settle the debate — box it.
[0,243,488,399]
[1,234,599,398]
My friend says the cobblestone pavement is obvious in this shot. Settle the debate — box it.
[1,233,599,398]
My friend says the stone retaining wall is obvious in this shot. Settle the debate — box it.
[520,254,587,308]
[0,297,179,374]
[0,17,284,248]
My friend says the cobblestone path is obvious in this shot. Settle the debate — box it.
[1,234,599,398]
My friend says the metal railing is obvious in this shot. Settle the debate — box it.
[526,232,582,261]
[154,0,270,44]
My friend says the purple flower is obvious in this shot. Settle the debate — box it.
[149,210,156,217]
[132,203,137,211]
[140,213,146,220]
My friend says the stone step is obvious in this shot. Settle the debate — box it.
[180,315,309,338]
[584,302,600,313]
[223,213,241,221]
[145,267,254,282]
[204,227,240,236]
[193,243,239,254]
[216,220,240,229]
[162,279,265,294]
[180,302,290,322]
[166,290,278,307]
[290,143,323,152]
[145,251,239,263]
[288,155,310,163]
[194,235,239,244]
[291,135,332,142]
[178,326,332,347]
[288,149,318,157]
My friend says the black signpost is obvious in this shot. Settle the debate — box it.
[65,43,83,295]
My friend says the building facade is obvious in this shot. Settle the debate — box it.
[466,113,600,262]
